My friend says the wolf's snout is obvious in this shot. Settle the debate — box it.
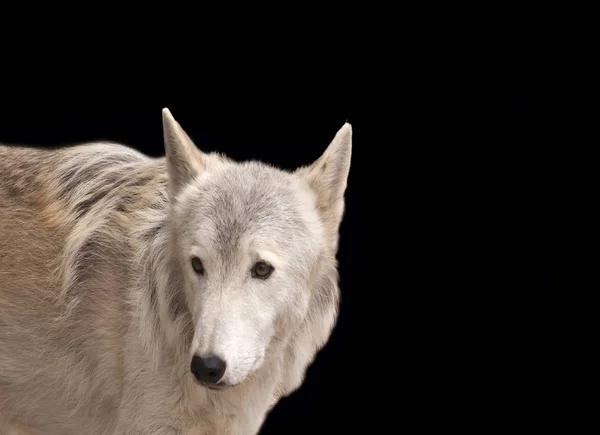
[190,354,227,385]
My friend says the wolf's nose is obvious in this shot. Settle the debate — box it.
[191,355,227,384]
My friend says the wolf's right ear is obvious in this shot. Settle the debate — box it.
[162,108,206,197]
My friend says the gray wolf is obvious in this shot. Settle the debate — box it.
[0,109,352,435]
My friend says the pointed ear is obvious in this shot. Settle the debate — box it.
[298,123,352,245]
[162,108,206,197]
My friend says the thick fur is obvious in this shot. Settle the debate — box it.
[0,109,352,435]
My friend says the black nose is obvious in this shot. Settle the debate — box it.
[190,355,227,384]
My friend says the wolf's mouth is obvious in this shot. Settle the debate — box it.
[194,379,237,391]
[205,382,236,391]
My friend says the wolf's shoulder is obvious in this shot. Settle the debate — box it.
[0,141,150,172]
[57,141,151,167]
[0,141,166,211]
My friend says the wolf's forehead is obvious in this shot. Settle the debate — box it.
[179,164,312,248]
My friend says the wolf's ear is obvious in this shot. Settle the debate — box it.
[298,123,352,246]
[162,108,206,197]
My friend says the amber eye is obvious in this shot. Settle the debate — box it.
[191,257,204,275]
[251,261,274,279]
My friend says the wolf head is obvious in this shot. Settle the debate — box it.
[161,108,351,390]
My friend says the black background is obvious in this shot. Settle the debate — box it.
[0,3,560,433]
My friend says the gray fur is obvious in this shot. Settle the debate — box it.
[0,108,352,435]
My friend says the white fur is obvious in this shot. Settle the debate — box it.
[0,108,352,434]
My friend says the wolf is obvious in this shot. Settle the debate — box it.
[0,109,352,435]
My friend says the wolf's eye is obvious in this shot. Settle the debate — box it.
[191,257,204,275]
[251,261,274,279]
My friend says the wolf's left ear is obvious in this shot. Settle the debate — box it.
[162,108,206,197]
[298,123,352,245]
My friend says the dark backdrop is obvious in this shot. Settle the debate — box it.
[0,3,555,433]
